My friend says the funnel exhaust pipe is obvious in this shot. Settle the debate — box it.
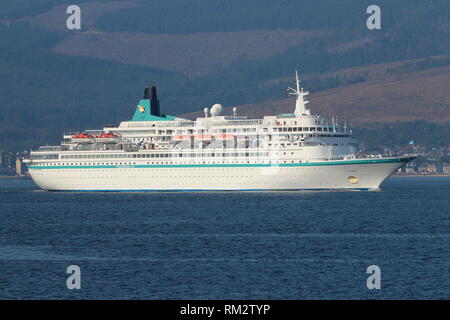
[143,85,160,117]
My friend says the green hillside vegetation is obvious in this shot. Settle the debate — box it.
[354,121,450,149]
[95,0,449,38]
[0,22,190,150]
[95,0,367,34]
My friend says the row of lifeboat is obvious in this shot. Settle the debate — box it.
[70,133,120,144]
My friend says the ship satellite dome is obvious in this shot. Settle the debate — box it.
[210,104,223,116]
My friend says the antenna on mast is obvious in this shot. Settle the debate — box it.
[286,70,310,117]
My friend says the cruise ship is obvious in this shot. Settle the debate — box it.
[25,72,415,191]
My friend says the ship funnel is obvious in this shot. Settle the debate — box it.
[143,85,160,117]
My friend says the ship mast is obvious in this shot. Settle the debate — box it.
[287,70,311,117]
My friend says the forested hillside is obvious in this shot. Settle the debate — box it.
[0,0,449,151]
[0,22,189,150]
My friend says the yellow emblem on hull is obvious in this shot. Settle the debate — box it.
[138,105,145,113]
[348,176,359,184]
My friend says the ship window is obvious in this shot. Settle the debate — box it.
[310,127,316,131]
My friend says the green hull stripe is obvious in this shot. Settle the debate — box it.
[28,157,413,170]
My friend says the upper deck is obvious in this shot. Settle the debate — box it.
[30,72,358,162]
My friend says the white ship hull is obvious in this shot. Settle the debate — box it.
[26,75,418,192]
[28,157,414,191]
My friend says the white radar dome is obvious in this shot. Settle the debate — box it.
[210,104,223,116]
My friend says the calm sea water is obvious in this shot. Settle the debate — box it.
[0,176,449,299]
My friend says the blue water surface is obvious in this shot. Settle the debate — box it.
[0,176,449,299]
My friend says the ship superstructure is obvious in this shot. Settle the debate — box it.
[25,72,415,191]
